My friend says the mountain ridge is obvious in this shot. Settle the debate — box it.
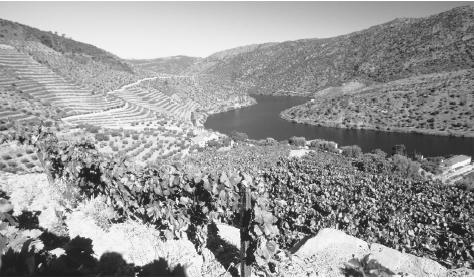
[185,5,474,94]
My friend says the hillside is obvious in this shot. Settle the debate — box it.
[281,69,474,137]
[128,56,200,75]
[188,6,474,95]
[0,18,132,72]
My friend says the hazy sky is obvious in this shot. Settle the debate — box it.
[0,1,471,59]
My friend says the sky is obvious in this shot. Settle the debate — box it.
[0,1,471,59]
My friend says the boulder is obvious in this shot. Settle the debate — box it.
[293,228,370,276]
[368,243,447,276]
[294,228,369,258]
[293,228,447,276]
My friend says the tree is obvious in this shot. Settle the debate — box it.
[230,131,249,142]
[392,144,406,156]
[289,136,306,147]
[341,145,363,158]
[391,154,420,179]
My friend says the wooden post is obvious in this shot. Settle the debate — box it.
[240,182,251,277]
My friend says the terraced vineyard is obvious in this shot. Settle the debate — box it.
[140,75,256,115]
[0,44,124,115]
[111,83,199,122]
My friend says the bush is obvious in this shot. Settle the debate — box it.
[341,145,363,158]
[230,131,249,142]
[132,134,139,140]
[80,124,101,134]
[95,133,110,142]
[289,136,306,147]
[370,149,387,158]
[353,153,391,174]
[391,144,407,156]
[310,139,338,152]
[2,154,12,160]
[419,156,444,174]
[391,154,421,179]
[455,172,474,192]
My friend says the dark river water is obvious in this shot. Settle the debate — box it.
[205,95,474,158]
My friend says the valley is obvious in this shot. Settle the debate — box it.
[0,4,473,277]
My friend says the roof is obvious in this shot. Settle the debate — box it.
[442,155,471,167]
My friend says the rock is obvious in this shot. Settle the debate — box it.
[0,198,13,213]
[368,243,447,276]
[292,228,369,276]
[294,228,369,258]
[291,228,447,277]
[446,267,474,277]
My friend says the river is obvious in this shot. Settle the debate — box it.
[205,95,474,158]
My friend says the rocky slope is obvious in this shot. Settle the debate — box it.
[187,6,474,95]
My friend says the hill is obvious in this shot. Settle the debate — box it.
[281,69,474,137]
[0,18,132,73]
[128,56,200,75]
[188,6,474,95]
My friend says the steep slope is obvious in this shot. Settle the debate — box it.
[0,18,131,72]
[128,56,200,75]
[189,6,474,95]
[0,18,149,93]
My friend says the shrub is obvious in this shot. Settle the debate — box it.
[44,120,54,127]
[391,144,407,156]
[310,139,338,152]
[83,124,100,133]
[95,133,110,142]
[132,134,139,140]
[230,131,249,142]
[7,161,18,167]
[391,154,421,179]
[353,153,391,174]
[341,145,363,158]
[2,154,12,160]
[206,139,221,148]
[289,136,306,147]
[370,149,387,158]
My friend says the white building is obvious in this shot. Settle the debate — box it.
[440,155,471,171]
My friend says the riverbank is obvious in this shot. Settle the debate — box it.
[280,110,474,138]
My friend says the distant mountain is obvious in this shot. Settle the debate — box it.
[188,6,474,95]
[128,56,200,75]
[0,18,133,73]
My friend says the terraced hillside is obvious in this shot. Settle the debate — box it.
[0,18,131,72]
[187,6,474,95]
[141,75,256,115]
[0,44,124,115]
[282,70,474,137]
[111,82,199,122]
